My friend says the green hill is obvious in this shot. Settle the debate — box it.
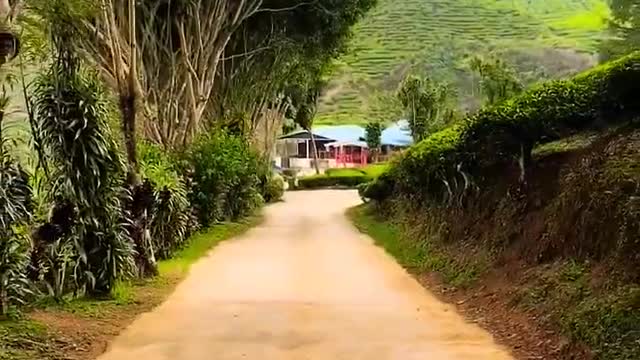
[317,0,609,125]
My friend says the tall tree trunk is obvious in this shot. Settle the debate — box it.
[120,93,139,185]
[308,128,321,175]
[122,0,139,185]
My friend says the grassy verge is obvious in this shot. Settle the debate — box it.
[348,203,640,359]
[0,216,262,360]
[347,204,484,287]
[512,261,640,359]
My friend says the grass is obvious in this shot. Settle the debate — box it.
[318,0,608,125]
[0,320,53,360]
[347,204,483,287]
[513,261,640,359]
[0,216,262,359]
[325,163,388,178]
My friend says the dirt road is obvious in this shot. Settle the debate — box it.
[98,190,513,360]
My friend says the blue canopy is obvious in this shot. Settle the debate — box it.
[281,121,413,147]
[381,120,413,146]
[314,125,365,143]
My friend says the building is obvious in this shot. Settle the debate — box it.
[274,121,413,172]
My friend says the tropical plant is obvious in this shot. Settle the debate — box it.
[31,55,134,295]
[0,73,32,315]
[397,75,453,141]
[468,55,523,106]
[139,142,191,259]
[0,156,32,315]
[365,121,383,162]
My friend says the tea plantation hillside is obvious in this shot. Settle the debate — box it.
[317,0,609,125]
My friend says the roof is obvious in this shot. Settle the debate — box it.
[279,121,413,147]
[278,129,333,141]
[381,120,413,147]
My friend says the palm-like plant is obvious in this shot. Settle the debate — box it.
[32,58,134,296]
[0,82,33,315]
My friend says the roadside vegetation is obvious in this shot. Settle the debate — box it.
[354,4,640,358]
[296,164,388,190]
[317,0,607,125]
[0,0,376,357]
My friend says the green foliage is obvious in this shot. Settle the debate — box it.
[468,55,523,105]
[600,0,640,60]
[317,0,607,125]
[263,175,285,203]
[365,121,382,157]
[297,173,369,189]
[0,232,32,316]
[186,131,262,227]
[397,75,454,141]
[373,52,640,203]
[138,142,193,260]
[0,85,33,315]
[32,63,133,296]
[563,286,640,359]
[516,261,640,360]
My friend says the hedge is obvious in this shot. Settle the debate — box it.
[364,52,640,202]
[297,173,369,189]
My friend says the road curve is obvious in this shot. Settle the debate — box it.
[98,190,513,360]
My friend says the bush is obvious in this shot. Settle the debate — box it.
[297,173,369,189]
[0,156,33,315]
[139,142,192,260]
[375,52,640,202]
[186,131,262,227]
[358,172,395,202]
[263,175,285,203]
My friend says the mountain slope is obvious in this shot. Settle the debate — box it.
[318,0,609,125]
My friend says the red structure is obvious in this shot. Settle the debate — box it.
[327,142,369,167]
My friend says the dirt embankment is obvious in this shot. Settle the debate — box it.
[355,128,640,360]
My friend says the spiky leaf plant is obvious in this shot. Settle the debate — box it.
[0,86,33,315]
[32,63,134,296]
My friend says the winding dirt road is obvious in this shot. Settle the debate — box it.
[98,190,513,360]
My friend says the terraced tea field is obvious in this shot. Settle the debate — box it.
[317,0,608,125]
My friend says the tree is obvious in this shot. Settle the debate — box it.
[600,0,640,60]
[365,121,382,163]
[292,79,324,175]
[468,55,522,106]
[397,75,452,142]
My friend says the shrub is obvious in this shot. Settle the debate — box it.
[139,142,192,260]
[297,173,369,189]
[0,155,33,315]
[263,175,285,203]
[186,131,262,227]
[375,52,640,203]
